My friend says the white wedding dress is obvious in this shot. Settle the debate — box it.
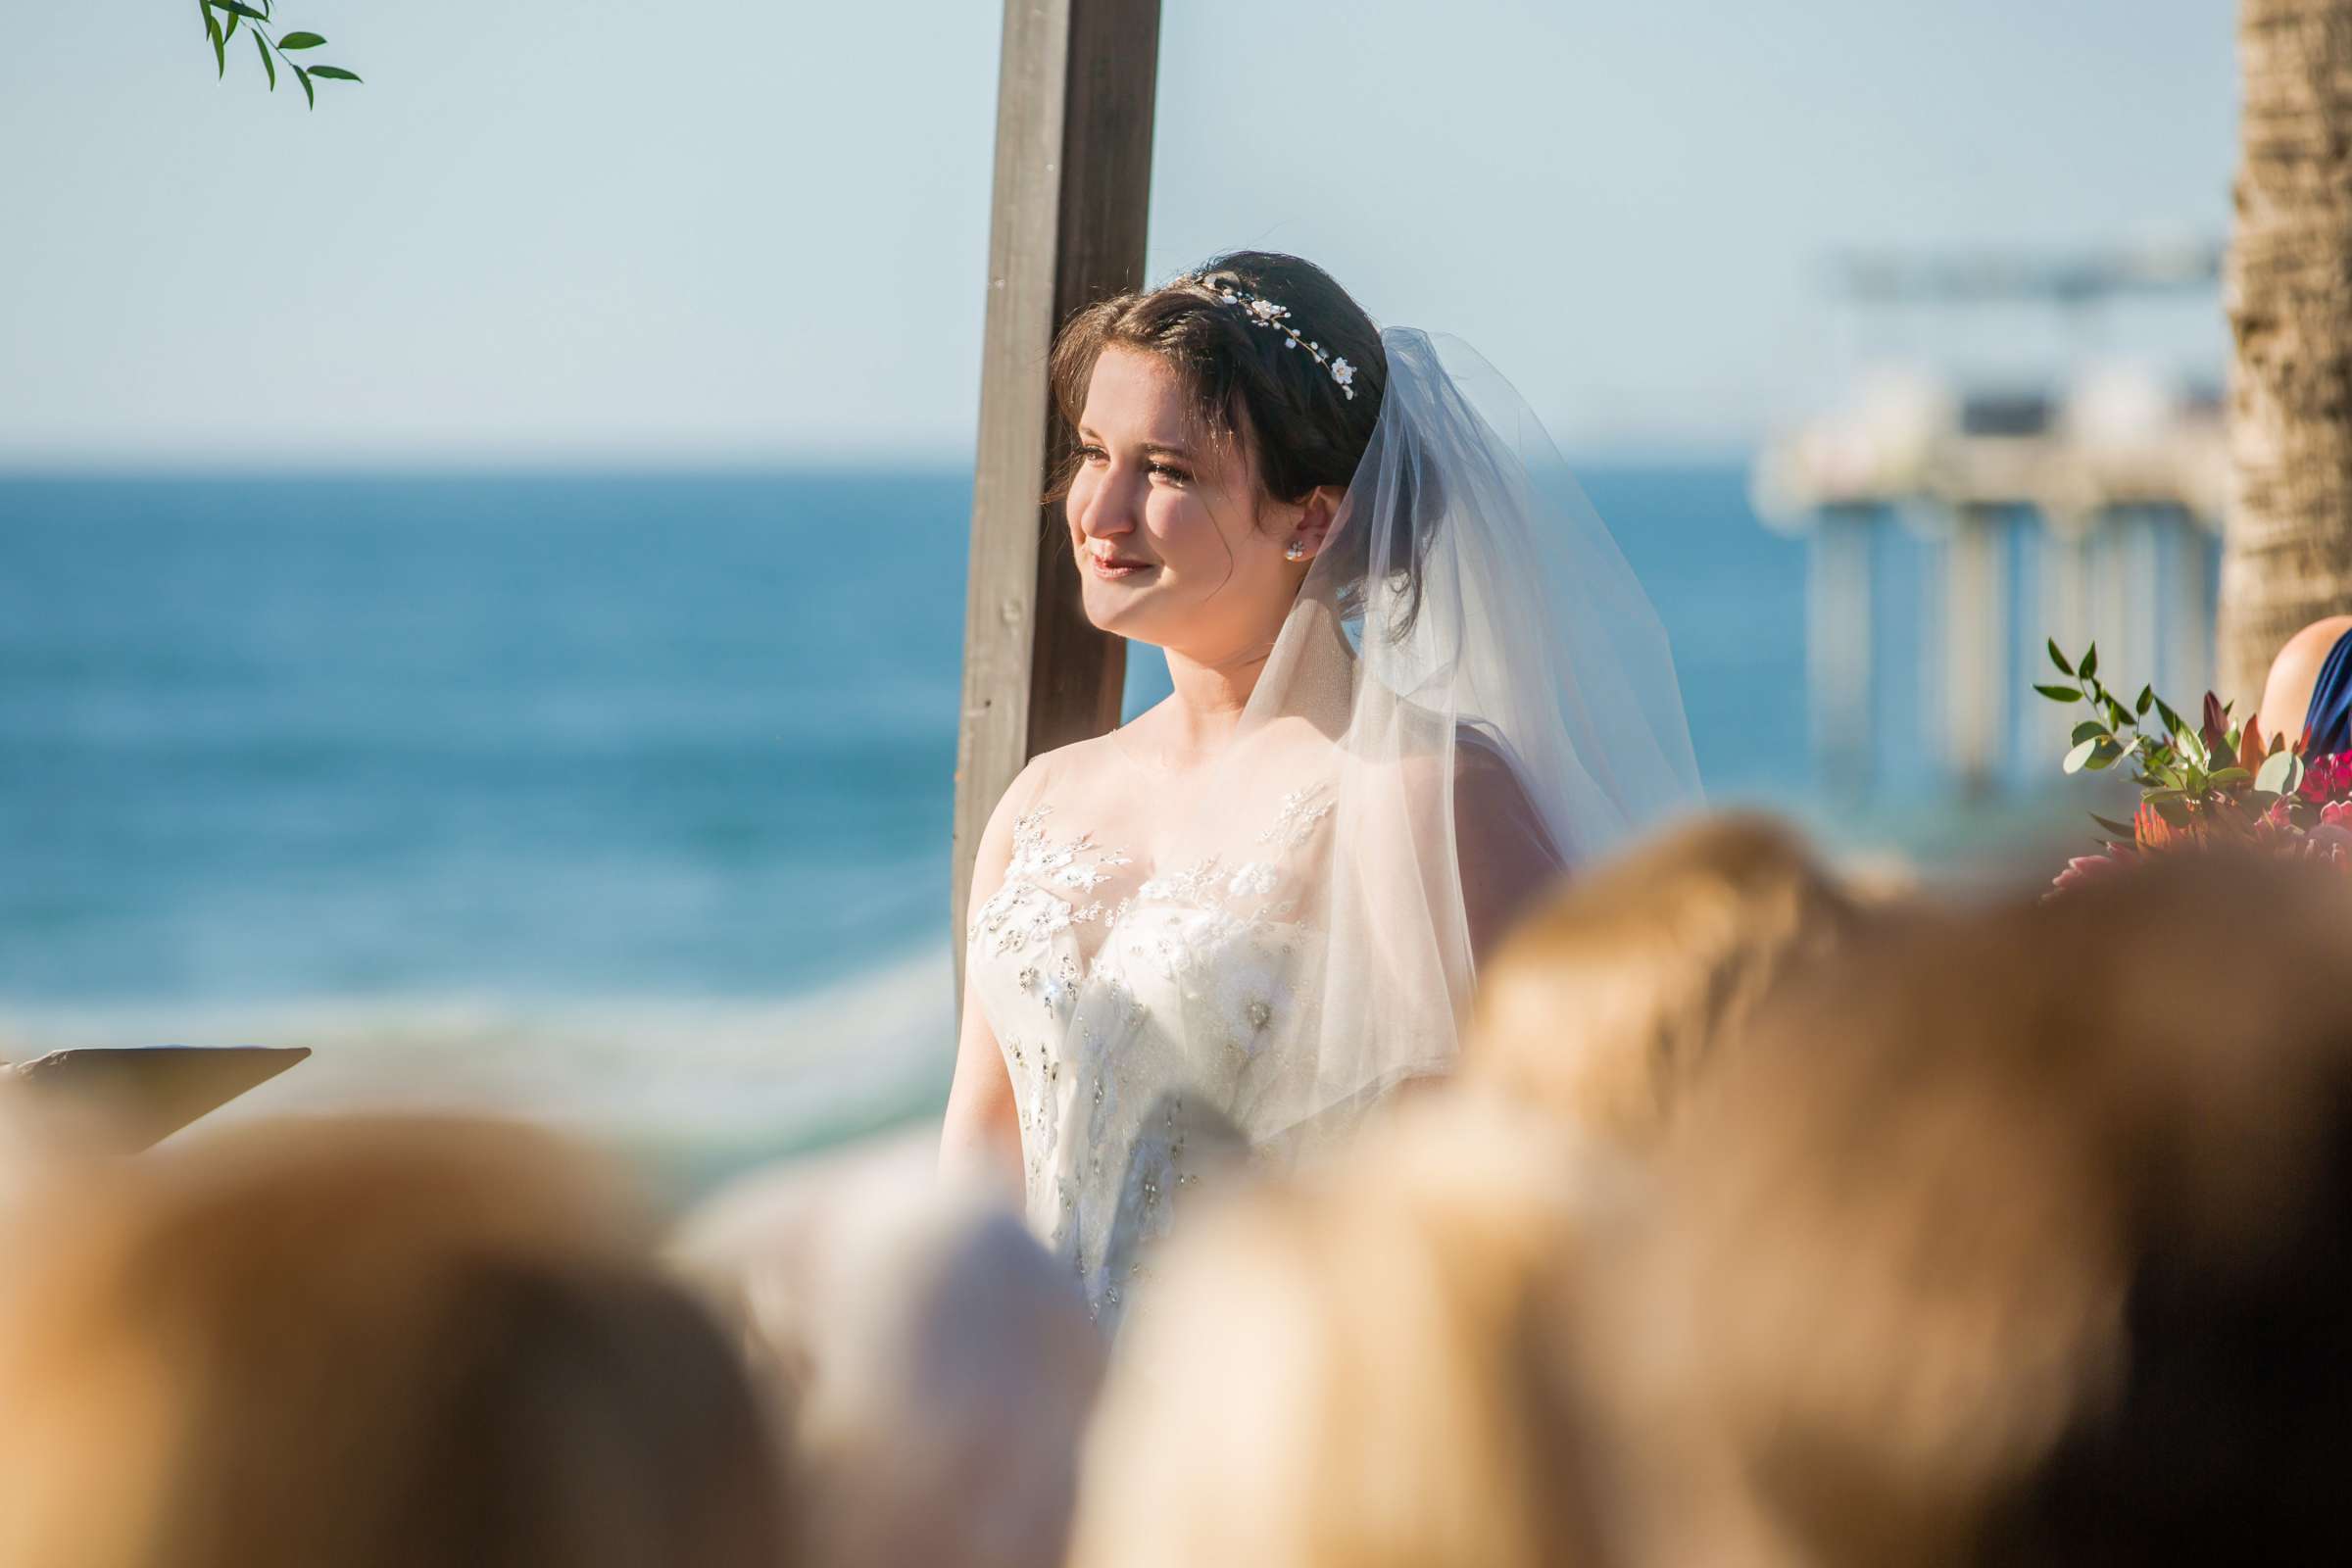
[962,324,1701,1330]
[964,732,1347,1329]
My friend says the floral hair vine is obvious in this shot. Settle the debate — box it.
[1181,274,1358,400]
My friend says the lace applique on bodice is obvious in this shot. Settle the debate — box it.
[964,781,1336,1330]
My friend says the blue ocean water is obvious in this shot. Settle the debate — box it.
[0,466,1805,1154]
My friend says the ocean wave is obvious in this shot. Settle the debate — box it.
[0,944,956,1152]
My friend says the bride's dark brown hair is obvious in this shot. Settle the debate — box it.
[1047,251,1438,631]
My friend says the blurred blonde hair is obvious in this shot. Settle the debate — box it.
[1069,1093,1628,1568]
[1466,811,1860,1148]
[1611,853,2352,1565]
[0,1115,786,1568]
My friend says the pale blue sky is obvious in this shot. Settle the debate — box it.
[2,1,2232,467]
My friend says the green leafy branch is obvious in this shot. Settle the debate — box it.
[198,1,362,109]
[2035,638,2303,837]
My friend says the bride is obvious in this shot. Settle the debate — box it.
[940,252,1698,1327]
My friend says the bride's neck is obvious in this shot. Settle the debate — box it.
[1152,600,1351,756]
[1157,643,1268,753]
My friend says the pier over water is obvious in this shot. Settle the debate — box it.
[1753,244,2226,802]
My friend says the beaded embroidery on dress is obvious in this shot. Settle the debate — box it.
[965,774,1338,1328]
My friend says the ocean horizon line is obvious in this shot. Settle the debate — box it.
[0,442,1758,485]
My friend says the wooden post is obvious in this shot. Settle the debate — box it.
[951,0,1161,1001]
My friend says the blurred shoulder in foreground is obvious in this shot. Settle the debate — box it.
[2257,612,2352,749]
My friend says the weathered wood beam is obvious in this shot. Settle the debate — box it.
[952,0,1160,998]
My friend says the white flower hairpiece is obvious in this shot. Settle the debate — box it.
[1182,274,1358,400]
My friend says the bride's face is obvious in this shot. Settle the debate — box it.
[1066,345,1301,657]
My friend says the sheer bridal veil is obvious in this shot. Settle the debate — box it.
[1227,322,1702,1155]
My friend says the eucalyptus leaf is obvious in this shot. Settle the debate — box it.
[2081,643,2099,681]
[213,0,266,17]
[2063,737,2100,775]
[2091,812,2135,837]
[2084,740,2124,772]
[207,9,224,74]
[223,11,239,43]
[2071,719,2108,745]
[2136,685,2154,717]
[276,30,325,49]
[2034,683,2081,704]
[2048,638,2073,676]
[257,30,274,88]
[308,65,361,80]
[2206,767,2251,788]
[2256,749,2304,795]
[295,62,313,107]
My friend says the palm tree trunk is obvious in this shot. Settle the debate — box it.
[2220,0,2352,707]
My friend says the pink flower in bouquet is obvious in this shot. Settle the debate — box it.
[2305,752,2352,804]
[2294,751,2345,803]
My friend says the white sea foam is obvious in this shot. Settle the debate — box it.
[0,944,956,1151]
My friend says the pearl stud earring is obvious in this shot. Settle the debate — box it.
[1284,540,1308,562]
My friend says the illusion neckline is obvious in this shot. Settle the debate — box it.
[1104,721,1222,778]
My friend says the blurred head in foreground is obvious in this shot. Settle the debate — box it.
[1467,811,1861,1149]
[674,1133,1102,1568]
[0,1116,785,1568]
[1615,852,2352,1566]
[1069,1095,1626,1568]
[800,1202,1102,1568]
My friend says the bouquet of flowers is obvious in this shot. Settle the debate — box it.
[2037,639,2352,892]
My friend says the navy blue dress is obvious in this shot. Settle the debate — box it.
[2305,626,2352,757]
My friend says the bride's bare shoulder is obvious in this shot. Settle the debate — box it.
[1009,727,1126,799]
[1027,696,1168,788]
